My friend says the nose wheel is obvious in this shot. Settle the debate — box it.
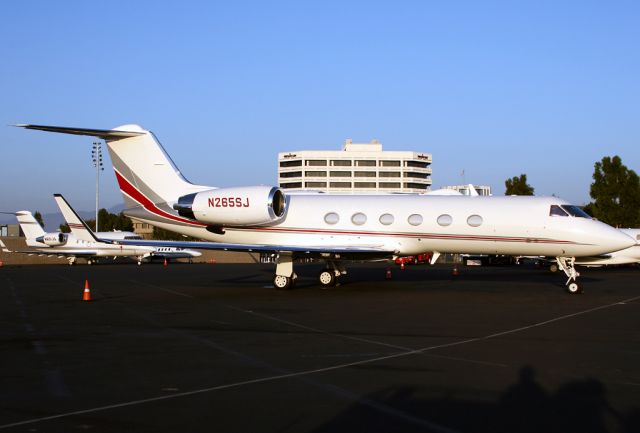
[556,257,583,294]
[567,281,583,294]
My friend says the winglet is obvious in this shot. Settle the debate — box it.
[53,194,101,243]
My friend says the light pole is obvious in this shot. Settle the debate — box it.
[91,141,104,231]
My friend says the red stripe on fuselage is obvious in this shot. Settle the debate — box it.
[114,170,207,227]
[231,226,578,245]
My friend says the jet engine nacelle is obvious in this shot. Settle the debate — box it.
[173,186,286,226]
[36,232,68,246]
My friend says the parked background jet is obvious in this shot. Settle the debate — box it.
[53,194,202,264]
[1,204,201,265]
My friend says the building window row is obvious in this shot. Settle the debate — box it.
[279,171,302,178]
[280,171,430,179]
[280,159,430,168]
[281,182,429,189]
[279,160,302,168]
[281,182,303,189]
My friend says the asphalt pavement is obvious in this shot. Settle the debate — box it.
[1,262,639,433]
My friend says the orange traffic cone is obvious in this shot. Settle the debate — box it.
[163,258,168,267]
[385,268,392,279]
[0,260,4,267]
[82,280,91,301]
[452,265,459,277]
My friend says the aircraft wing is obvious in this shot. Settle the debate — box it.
[100,238,395,259]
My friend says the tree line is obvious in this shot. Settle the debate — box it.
[505,156,640,227]
[59,209,133,233]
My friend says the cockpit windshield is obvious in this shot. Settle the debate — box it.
[561,205,591,218]
[550,204,591,218]
[549,205,568,217]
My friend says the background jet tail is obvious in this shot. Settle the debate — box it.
[15,211,46,246]
[53,194,99,242]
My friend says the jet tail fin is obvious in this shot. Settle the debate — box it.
[18,124,211,223]
[15,211,46,244]
[53,194,100,243]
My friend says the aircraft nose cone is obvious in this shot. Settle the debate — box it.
[604,226,637,253]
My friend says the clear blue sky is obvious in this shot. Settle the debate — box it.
[1,1,638,217]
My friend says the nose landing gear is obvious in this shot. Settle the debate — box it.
[556,257,583,294]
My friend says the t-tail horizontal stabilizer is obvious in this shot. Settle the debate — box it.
[15,124,145,140]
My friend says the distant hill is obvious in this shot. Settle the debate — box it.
[0,203,124,232]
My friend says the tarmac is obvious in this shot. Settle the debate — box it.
[1,262,639,433]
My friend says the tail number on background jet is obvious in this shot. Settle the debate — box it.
[208,197,250,208]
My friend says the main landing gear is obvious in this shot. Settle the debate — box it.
[556,257,583,294]
[318,261,347,288]
[272,254,347,290]
[273,252,296,290]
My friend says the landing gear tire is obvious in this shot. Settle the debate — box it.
[318,269,336,288]
[566,281,583,294]
[273,275,292,290]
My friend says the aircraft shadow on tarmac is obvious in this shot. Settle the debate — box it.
[313,365,640,433]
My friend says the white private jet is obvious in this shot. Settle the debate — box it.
[17,124,635,293]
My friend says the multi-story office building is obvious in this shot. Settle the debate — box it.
[278,139,432,193]
[130,217,154,239]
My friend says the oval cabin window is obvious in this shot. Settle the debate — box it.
[467,215,483,227]
[351,212,367,225]
[408,214,423,226]
[379,213,394,225]
[324,212,339,225]
[437,214,453,226]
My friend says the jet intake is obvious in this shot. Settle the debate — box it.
[173,186,286,226]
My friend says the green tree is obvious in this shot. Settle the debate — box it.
[505,174,535,195]
[86,209,134,232]
[588,156,640,227]
[59,223,70,233]
[34,211,45,228]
